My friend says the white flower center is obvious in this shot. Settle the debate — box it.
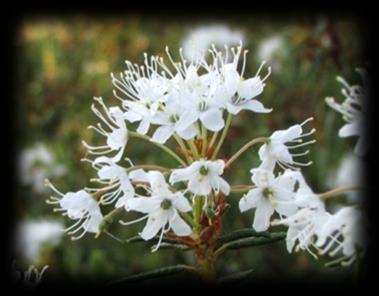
[160,198,172,210]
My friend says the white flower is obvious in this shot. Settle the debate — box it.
[258,118,315,171]
[290,170,325,209]
[181,24,244,63]
[81,156,148,209]
[46,181,103,240]
[329,153,364,202]
[169,159,230,197]
[239,169,298,232]
[273,206,331,257]
[173,65,225,133]
[325,68,367,155]
[271,171,329,256]
[112,65,170,135]
[82,97,128,162]
[16,219,63,262]
[257,35,287,73]
[124,171,192,251]
[216,45,272,115]
[18,143,66,194]
[316,206,365,265]
[111,43,271,143]
[150,95,198,144]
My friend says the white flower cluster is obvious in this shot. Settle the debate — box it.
[181,24,245,63]
[47,42,270,246]
[239,120,365,265]
[16,219,64,262]
[19,143,66,193]
[325,68,367,156]
[46,43,365,265]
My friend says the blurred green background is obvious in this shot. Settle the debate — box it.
[14,15,364,283]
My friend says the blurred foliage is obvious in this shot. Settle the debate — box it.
[15,15,364,283]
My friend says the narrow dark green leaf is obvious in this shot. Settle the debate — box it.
[153,242,189,251]
[126,235,178,244]
[217,269,254,284]
[215,232,286,255]
[216,228,271,247]
[110,265,195,285]
[225,232,286,250]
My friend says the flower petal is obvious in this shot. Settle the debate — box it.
[339,122,359,138]
[253,199,274,232]
[241,100,272,113]
[223,64,240,95]
[286,226,297,253]
[127,197,160,214]
[238,77,264,99]
[176,124,198,140]
[169,213,192,236]
[140,213,167,240]
[176,111,198,132]
[151,125,174,144]
[239,189,261,212]
[169,162,202,184]
[189,177,211,195]
[200,109,224,132]
[137,118,150,135]
[173,193,192,212]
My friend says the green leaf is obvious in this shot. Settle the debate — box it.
[152,242,189,251]
[216,228,271,247]
[215,232,286,256]
[126,235,178,244]
[217,269,254,284]
[110,265,196,285]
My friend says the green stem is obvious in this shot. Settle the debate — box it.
[193,195,204,232]
[212,113,233,160]
[126,164,171,173]
[225,137,268,167]
[173,134,192,164]
[209,131,219,149]
[230,185,256,193]
[129,131,186,166]
[201,124,208,157]
[318,186,363,200]
[187,139,200,160]
[96,207,124,238]
[195,247,216,282]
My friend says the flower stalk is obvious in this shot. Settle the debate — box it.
[129,131,186,166]
[225,137,268,167]
[212,114,233,159]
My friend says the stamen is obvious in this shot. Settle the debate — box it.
[300,117,314,127]
[119,214,149,226]
[287,139,316,149]
[300,128,316,138]
[336,76,352,91]
[291,150,310,157]
[151,226,166,252]
[81,141,109,150]
[241,50,248,77]
[65,215,87,233]
[256,61,266,77]
[262,66,272,82]
[291,160,313,167]
[88,125,106,136]
[44,179,64,196]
